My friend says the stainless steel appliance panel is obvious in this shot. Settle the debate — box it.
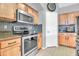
[16,9,33,24]
[22,34,38,56]
[66,24,75,33]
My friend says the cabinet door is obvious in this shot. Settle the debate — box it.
[28,7,33,15]
[59,14,68,25]
[28,6,39,24]
[67,13,76,25]
[17,3,28,12]
[67,34,76,48]
[38,33,42,49]
[59,34,66,45]
[33,11,39,24]
[0,3,16,22]
[0,44,21,56]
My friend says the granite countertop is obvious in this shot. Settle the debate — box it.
[0,32,21,41]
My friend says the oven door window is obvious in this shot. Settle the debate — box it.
[77,50,79,56]
[24,37,37,54]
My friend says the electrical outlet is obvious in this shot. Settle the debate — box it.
[4,25,7,29]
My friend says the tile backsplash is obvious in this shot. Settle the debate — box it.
[0,22,12,31]
[0,22,32,32]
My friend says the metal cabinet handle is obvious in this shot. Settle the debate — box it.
[8,41,16,45]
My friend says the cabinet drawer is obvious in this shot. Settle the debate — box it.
[0,44,21,56]
[0,38,21,49]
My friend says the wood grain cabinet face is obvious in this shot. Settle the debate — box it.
[0,3,17,22]
[28,7,39,24]
[67,13,76,25]
[28,7,33,15]
[67,34,76,48]
[59,13,77,25]
[0,44,21,56]
[0,3,29,22]
[59,33,66,45]
[17,3,28,13]
[59,14,68,25]
[0,38,21,49]
[0,38,21,56]
[33,11,39,24]
[59,33,76,48]
[38,33,42,49]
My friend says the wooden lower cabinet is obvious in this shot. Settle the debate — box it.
[67,34,76,48]
[0,44,21,56]
[38,32,42,49]
[59,33,76,48]
[59,33,66,45]
[0,37,21,56]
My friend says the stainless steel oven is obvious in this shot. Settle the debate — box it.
[16,9,34,24]
[12,25,38,56]
[22,34,38,56]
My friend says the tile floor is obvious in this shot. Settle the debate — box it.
[36,46,76,56]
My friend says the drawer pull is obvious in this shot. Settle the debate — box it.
[8,41,16,45]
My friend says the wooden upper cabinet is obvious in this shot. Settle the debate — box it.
[67,13,76,25]
[0,3,28,22]
[27,7,33,15]
[28,7,39,24]
[59,12,78,25]
[75,12,79,17]
[32,10,39,24]
[59,14,68,25]
[17,3,28,13]
[0,3,17,22]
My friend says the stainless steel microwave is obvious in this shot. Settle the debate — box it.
[16,9,34,24]
[66,24,75,33]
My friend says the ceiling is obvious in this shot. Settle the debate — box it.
[26,3,44,11]
[58,3,77,8]
[26,3,79,12]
